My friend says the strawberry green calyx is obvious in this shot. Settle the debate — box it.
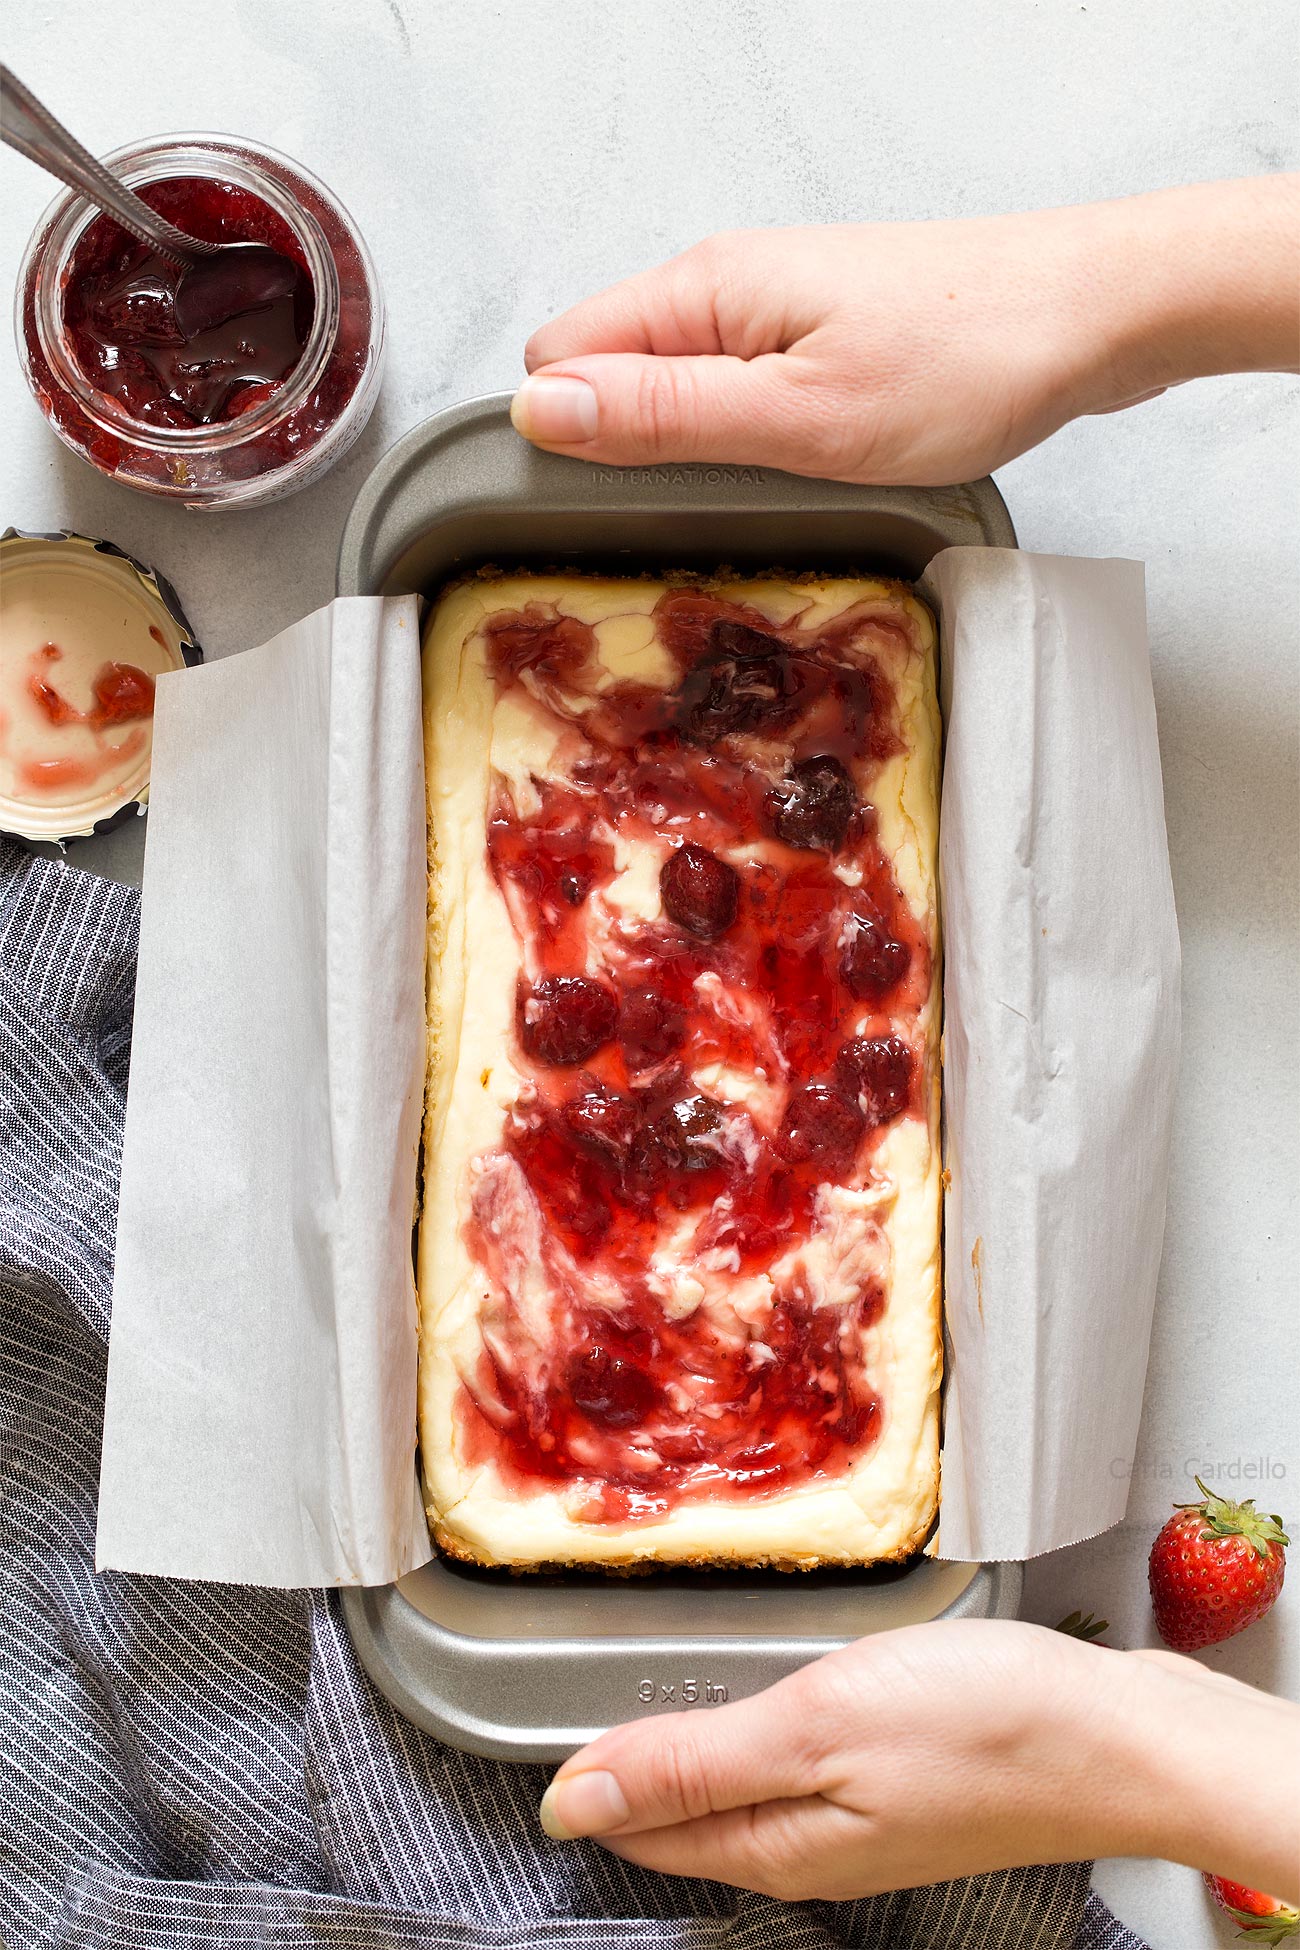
[1223,1900,1300,1945]
[1053,1610,1110,1643]
[1177,1478,1291,1561]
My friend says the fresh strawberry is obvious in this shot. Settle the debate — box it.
[1149,1478,1288,1652]
[1053,1610,1110,1646]
[1203,1872,1299,1942]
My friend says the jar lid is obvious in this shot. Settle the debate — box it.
[0,528,200,845]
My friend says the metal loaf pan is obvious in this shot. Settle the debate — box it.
[336,393,1023,1764]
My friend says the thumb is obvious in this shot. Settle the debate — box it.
[510,351,837,475]
[538,1673,823,1841]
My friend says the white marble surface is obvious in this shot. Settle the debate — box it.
[2,4,1296,1945]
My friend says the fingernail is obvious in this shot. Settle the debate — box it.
[511,374,598,445]
[539,1768,630,1840]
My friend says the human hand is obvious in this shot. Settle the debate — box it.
[538,1619,1300,1905]
[512,178,1299,485]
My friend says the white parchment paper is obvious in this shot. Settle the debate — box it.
[923,550,1180,1562]
[97,597,431,1587]
[96,555,1179,1585]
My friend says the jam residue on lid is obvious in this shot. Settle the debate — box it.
[14,643,156,796]
[30,643,157,731]
[0,530,199,840]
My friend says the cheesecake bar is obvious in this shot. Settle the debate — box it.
[418,574,942,1568]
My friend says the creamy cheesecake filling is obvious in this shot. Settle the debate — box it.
[432,583,938,1532]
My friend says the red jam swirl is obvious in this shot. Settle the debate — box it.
[12,643,156,797]
[18,738,147,794]
[459,589,932,1522]
[29,650,156,731]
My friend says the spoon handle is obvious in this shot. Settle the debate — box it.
[0,65,214,265]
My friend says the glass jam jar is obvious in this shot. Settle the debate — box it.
[16,134,385,509]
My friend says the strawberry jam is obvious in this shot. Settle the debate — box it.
[17,139,383,506]
[30,657,155,732]
[62,180,312,429]
[460,588,933,1521]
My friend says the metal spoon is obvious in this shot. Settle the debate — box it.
[1,66,299,337]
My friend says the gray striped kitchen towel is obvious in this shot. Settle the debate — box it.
[0,839,1148,1950]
